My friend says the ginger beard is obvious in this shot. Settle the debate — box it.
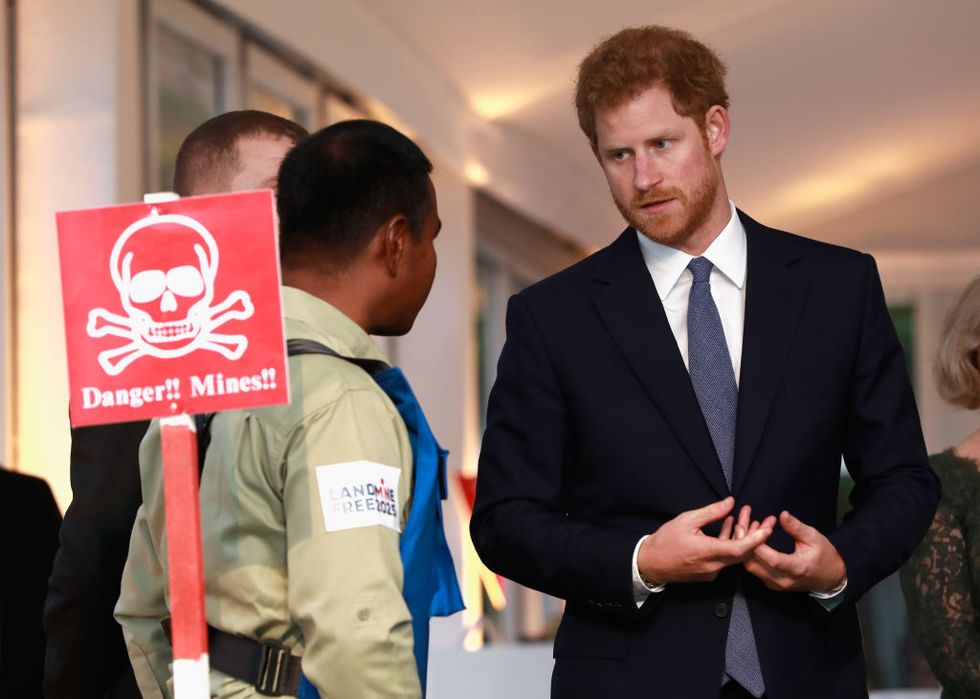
[611,135,721,247]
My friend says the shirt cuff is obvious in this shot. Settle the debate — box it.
[809,576,847,610]
[632,535,666,608]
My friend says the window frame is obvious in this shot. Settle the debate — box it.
[145,0,241,192]
[245,43,320,131]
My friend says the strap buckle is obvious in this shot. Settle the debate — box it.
[255,641,291,696]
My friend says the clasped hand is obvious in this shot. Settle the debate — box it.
[636,497,846,593]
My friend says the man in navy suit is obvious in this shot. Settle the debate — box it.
[470,25,939,699]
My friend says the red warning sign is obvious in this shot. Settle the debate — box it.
[57,190,289,426]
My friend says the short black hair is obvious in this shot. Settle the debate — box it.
[277,119,433,267]
[173,110,309,196]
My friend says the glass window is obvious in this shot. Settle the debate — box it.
[323,93,367,126]
[155,25,224,191]
[245,45,318,130]
[475,254,532,430]
[247,85,308,127]
[839,304,938,691]
[147,0,240,192]
[890,305,915,381]
[473,193,585,645]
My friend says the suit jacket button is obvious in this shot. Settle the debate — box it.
[714,602,729,618]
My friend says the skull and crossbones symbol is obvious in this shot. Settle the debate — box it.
[87,209,254,376]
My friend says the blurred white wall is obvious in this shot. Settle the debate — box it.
[1,1,10,466]
[13,0,141,505]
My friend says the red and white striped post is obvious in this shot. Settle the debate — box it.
[160,413,210,699]
[56,188,290,698]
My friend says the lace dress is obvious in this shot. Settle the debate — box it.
[900,449,980,698]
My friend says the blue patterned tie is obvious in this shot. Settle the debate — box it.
[687,257,765,698]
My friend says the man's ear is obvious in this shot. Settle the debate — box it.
[381,214,409,277]
[703,105,729,159]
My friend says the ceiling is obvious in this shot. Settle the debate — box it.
[361,0,980,250]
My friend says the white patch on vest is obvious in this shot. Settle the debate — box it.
[316,461,401,533]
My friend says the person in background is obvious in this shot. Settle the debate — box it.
[116,119,461,699]
[901,276,980,699]
[44,110,308,699]
[0,466,61,698]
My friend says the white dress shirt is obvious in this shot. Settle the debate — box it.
[628,202,845,607]
[637,201,747,384]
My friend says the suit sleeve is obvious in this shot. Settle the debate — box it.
[470,294,641,615]
[827,255,940,603]
[44,421,147,698]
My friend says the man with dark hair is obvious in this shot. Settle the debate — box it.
[277,119,435,277]
[116,119,457,698]
[471,25,939,699]
[44,110,307,699]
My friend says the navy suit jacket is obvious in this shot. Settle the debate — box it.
[44,421,147,699]
[0,469,61,699]
[471,212,940,699]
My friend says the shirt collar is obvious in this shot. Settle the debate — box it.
[635,202,747,300]
[281,286,389,364]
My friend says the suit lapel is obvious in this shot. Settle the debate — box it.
[732,213,807,494]
[592,230,729,498]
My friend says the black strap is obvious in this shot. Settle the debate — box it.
[193,339,383,474]
[161,617,301,696]
[194,412,215,475]
[286,337,389,376]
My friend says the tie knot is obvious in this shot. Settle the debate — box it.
[688,257,713,283]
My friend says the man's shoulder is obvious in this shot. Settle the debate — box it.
[516,229,630,305]
[238,353,400,450]
[741,212,870,270]
[0,468,53,503]
[289,349,380,391]
[0,469,59,537]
